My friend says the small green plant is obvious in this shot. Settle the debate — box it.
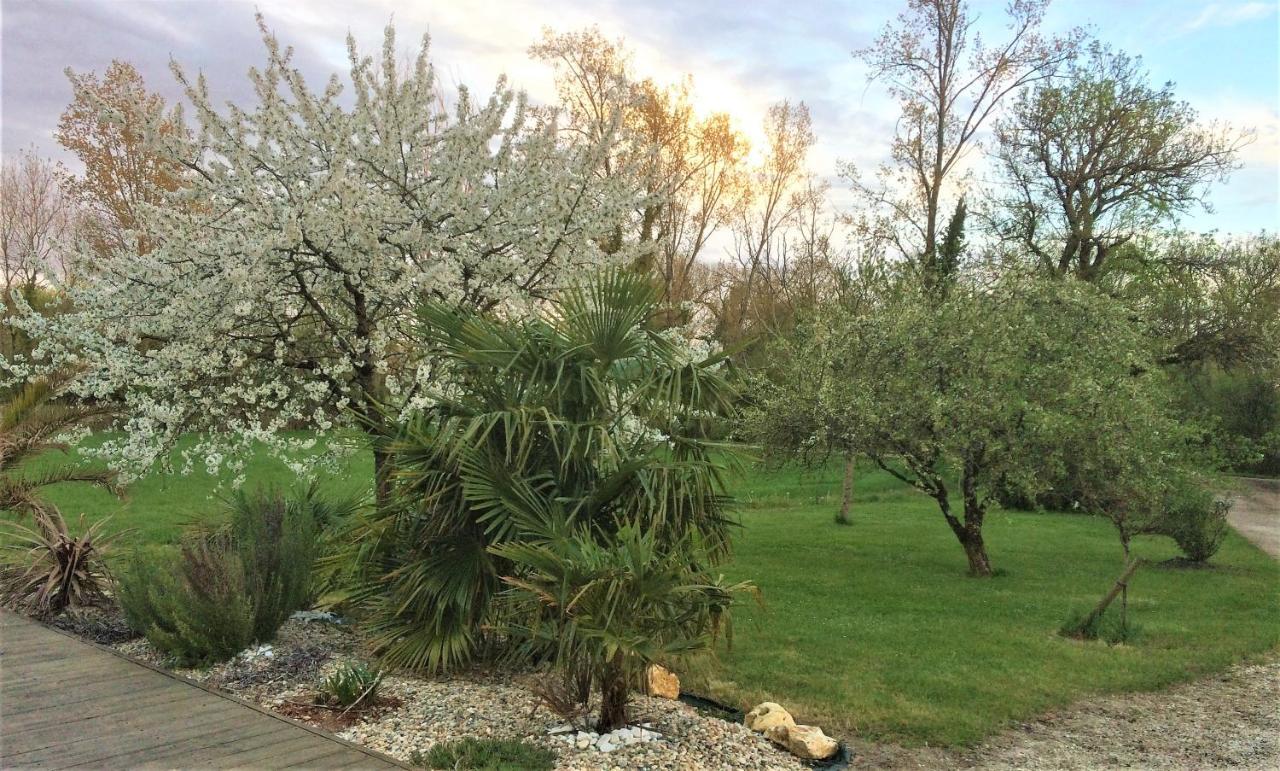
[0,509,120,618]
[117,487,318,665]
[320,662,383,708]
[411,738,555,771]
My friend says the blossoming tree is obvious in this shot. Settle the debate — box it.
[15,18,641,499]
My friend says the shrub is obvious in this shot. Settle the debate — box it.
[0,509,119,618]
[118,534,257,665]
[319,662,383,708]
[228,487,319,639]
[411,739,555,771]
[118,487,317,665]
[1151,484,1230,563]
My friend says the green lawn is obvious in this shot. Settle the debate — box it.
[34,433,371,548]
[26,443,1280,747]
[690,462,1280,745]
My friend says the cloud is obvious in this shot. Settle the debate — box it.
[1183,2,1276,32]
[2,0,1274,235]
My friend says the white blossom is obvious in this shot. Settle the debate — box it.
[13,17,644,480]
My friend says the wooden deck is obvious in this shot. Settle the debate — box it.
[0,612,408,769]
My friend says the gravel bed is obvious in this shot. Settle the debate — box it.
[337,674,809,771]
[70,611,1280,770]
[108,617,808,770]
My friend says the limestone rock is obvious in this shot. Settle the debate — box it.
[646,664,680,699]
[765,723,839,761]
[744,702,795,733]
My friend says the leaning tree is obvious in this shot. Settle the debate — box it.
[12,17,641,502]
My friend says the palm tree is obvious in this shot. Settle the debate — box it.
[493,524,750,730]
[0,376,117,518]
[340,269,743,676]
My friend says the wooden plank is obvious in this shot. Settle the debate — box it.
[0,611,408,770]
[266,739,364,769]
[75,718,296,769]
[3,665,146,701]
[2,662,142,695]
[2,681,191,732]
[1,668,175,716]
[16,700,276,768]
[138,732,336,770]
[3,694,235,758]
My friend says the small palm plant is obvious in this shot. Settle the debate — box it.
[1,510,120,617]
[341,269,743,677]
[0,376,121,619]
[494,525,752,730]
[320,662,384,708]
[0,376,117,518]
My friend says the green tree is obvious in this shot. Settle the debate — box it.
[748,261,902,525]
[992,44,1246,281]
[1113,233,1280,473]
[801,274,1186,576]
[932,197,967,295]
[338,270,741,674]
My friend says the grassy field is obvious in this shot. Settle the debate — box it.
[25,441,1280,747]
[33,433,370,547]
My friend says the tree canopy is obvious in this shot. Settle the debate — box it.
[15,18,641,487]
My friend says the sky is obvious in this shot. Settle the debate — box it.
[2,0,1277,237]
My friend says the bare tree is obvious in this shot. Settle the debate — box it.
[990,43,1249,281]
[1,151,77,359]
[1,152,76,289]
[720,102,816,345]
[853,0,1077,286]
[0,151,81,353]
[531,28,749,309]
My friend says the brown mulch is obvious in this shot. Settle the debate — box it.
[275,694,404,732]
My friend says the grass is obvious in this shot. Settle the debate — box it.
[411,738,555,770]
[687,461,1280,746]
[31,433,370,549]
[18,443,1280,747]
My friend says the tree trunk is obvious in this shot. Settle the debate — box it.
[1119,537,1131,628]
[371,440,393,513]
[959,460,993,577]
[836,453,854,526]
[596,653,629,732]
[960,528,993,577]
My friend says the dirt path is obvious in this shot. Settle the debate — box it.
[1227,477,1280,559]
